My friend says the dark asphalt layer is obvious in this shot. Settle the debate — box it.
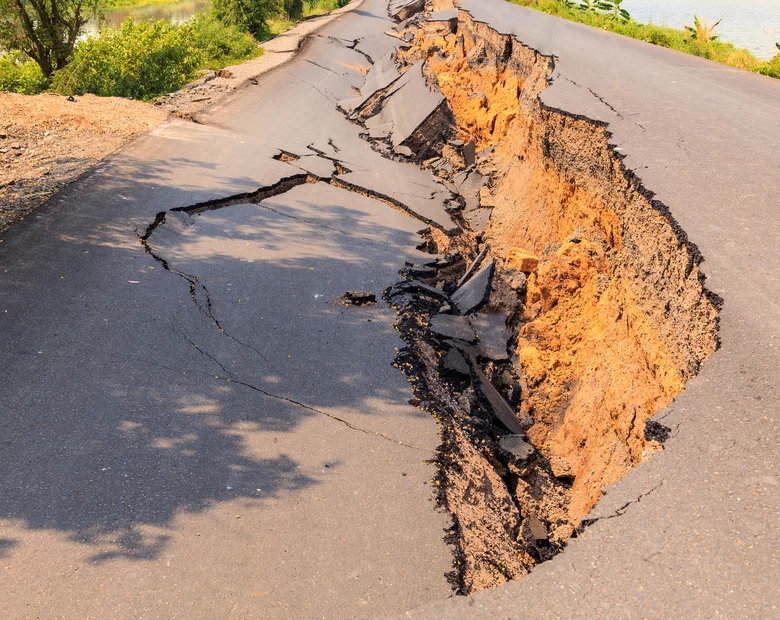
[404,0,780,618]
[0,2,456,617]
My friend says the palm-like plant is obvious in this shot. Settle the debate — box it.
[580,0,598,10]
[593,0,630,21]
[685,15,722,41]
[609,0,630,21]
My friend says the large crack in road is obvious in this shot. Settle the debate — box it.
[137,0,719,601]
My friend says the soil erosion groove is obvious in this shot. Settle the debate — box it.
[361,0,721,594]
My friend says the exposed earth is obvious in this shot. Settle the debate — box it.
[0,93,166,234]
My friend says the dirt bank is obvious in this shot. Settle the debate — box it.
[353,0,720,594]
[0,93,167,235]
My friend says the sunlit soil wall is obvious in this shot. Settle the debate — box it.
[400,6,718,537]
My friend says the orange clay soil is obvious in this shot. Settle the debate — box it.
[396,2,718,590]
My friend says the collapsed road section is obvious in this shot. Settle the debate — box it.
[334,0,721,594]
[137,0,720,597]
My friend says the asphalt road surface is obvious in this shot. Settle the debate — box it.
[0,1,456,617]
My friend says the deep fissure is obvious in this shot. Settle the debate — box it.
[346,0,720,594]
[137,0,720,596]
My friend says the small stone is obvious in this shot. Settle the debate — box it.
[567,227,585,244]
[394,145,413,157]
[506,248,539,273]
[448,139,465,147]
[500,434,534,460]
[523,516,549,541]
[503,268,527,292]
[550,455,574,481]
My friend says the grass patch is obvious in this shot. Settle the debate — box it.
[509,0,780,79]
[50,15,262,100]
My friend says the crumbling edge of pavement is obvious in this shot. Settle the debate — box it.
[153,0,368,120]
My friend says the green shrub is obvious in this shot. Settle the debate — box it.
[189,12,263,69]
[0,51,49,94]
[52,19,204,100]
[213,0,280,36]
[759,52,780,79]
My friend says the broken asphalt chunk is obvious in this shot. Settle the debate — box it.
[338,50,401,114]
[471,361,526,434]
[451,258,494,314]
[389,0,424,21]
[463,207,492,234]
[387,279,449,302]
[360,61,446,154]
[462,140,476,167]
[469,312,510,360]
[429,314,477,342]
[440,346,471,376]
[427,9,459,22]
[407,264,436,278]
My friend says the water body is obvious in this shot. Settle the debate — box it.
[625,0,780,60]
[83,0,208,35]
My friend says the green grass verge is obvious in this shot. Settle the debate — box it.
[509,0,780,79]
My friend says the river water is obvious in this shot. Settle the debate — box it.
[83,0,208,35]
[625,0,780,60]
[85,0,780,60]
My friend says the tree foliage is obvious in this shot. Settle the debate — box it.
[212,0,280,36]
[0,0,102,77]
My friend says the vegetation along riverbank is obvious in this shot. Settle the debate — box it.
[0,0,351,99]
[511,0,780,79]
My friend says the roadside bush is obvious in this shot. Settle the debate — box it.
[759,52,780,79]
[213,0,280,35]
[52,19,204,100]
[189,12,263,69]
[284,0,303,19]
[0,51,49,94]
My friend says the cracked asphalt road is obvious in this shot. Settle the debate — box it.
[0,2,456,617]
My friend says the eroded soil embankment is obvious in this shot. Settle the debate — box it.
[384,3,719,593]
